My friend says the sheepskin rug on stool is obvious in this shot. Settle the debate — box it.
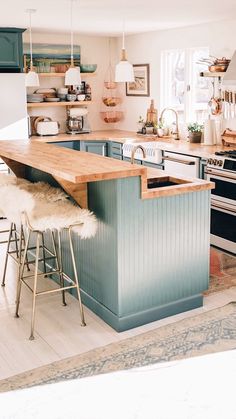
[0,184,97,239]
[28,199,98,238]
[0,185,35,225]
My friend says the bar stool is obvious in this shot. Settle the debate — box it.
[12,188,97,340]
[0,173,24,283]
[0,178,68,287]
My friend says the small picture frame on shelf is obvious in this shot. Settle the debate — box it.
[126,64,150,97]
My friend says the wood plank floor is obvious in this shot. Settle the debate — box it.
[0,219,235,380]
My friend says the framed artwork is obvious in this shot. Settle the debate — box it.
[126,64,150,96]
[23,43,81,73]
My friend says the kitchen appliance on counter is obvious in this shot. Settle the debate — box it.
[66,108,91,134]
[35,116,59,136]
[122,142,163,164]
[206,151,236,254]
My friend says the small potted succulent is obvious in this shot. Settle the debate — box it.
[145,121,154,134]
[187,122,203,143]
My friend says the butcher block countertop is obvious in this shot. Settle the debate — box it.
[31,129,234,159]
[0,139,214,200]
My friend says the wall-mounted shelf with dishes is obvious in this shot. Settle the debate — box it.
[37,72,96,78]
[27,101,93,108]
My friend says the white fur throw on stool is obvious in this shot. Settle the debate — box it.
[0,185,97,239]
[28,199,98,239]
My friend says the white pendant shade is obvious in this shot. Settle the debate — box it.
[25,70,39,87]
[65,66,81,86]
[115,58,134,83]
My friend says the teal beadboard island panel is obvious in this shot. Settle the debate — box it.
[24,167,211,331]
[58,176,211,331]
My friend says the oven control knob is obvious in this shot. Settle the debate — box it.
[208,158,213,164]
[217,160,223,166]
[213,159,218,165]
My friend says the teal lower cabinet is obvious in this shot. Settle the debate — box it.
[49,141,80,151]
[80,141,108,156]
[59,176,211,332]
[142,161,164,170]
[108,141,123,160]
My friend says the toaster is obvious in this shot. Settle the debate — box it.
[35,117,60,136]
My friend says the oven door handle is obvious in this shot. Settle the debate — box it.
[206,169,236,181]
[163,156,195,165]
[211,201,236,214]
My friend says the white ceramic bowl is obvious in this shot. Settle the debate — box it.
[77,94,86,101]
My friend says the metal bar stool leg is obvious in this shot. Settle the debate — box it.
[15,229,31,318]
[21,228,30,272]
[1,222,14,287]
[55,230,67,306]
[14,227,19,259]
[68,227,86,327]
[29,232,41,340]
[41,233,47,275]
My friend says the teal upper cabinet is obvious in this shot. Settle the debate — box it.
[0,28,26,72]
[80,141,108,156]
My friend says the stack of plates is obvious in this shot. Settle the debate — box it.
[27,94,44,103]
[45,98,60,102]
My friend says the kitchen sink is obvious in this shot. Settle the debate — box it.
[147,176,190,189]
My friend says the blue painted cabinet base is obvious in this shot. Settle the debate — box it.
[26,168,211,332]
[67,177,210,332]
[81,291,203,332]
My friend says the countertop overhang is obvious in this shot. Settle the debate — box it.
[0,138,214,200]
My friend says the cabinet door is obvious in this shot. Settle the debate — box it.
[123,156,142,165]
[142,161,164,170]
[108,141,123,159]
[48,141,80,151]
[0,30,24,71]
[81,141,108,156]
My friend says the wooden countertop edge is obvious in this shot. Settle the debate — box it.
[141,180,215,200]
[140,168,215,199]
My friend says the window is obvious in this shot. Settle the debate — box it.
[160,47,210,127]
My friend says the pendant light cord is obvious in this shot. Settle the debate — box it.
[70,0,74,66]
[29,10,33,70]
[122,20,125,50]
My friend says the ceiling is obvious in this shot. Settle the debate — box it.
[1,0,236,36]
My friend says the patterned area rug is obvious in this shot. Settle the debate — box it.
[206,248,236,295]
[1,302,236,393]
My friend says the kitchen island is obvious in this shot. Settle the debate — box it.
[0,139,214,331]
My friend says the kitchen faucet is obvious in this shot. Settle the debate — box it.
[130,145,146,164]
[160,108,179,140]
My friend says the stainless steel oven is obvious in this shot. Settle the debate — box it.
[206,155,236,254]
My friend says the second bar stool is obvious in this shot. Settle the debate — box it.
[13,187,97,340]
[0,177,68,287]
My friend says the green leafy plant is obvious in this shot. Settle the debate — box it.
[187,122,203,133]
[138,116,144,124]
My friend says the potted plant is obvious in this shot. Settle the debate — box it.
[187,122,203,143]
[145,121,154,134]
[156,121,165,137]
[137,116,144,133]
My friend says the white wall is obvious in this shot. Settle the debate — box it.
[118,18,236,131]
[0,74,28,140]
[24,32,119,132]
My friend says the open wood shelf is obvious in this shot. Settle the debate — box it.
[200,71,226,78]
[27,101,93,108]
[36,72,96,78]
